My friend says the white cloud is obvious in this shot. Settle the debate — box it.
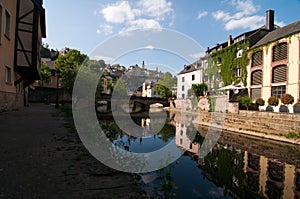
[197,11,208,20]
[128,19,162,30]
[136,0,174,21]
[275,20,286,27]
[189,52,206,59]
[145,45,155,50]
[99,0,174,35]
[225,15,264,30]
[101,1,135,24]
[212,10,231,21]
[97,24,113,35]
[212,0,265,30]
[93,55,114,63]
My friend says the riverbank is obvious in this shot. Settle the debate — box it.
[0,103,146,198]
[167,108,300,146]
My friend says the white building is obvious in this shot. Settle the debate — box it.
[177,61,203,99]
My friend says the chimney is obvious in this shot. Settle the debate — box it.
[266,10,275,31]
[228,35,233,46]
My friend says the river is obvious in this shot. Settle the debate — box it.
[97,111,300,199]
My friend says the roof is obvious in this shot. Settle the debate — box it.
[252,20,300,48]
[178,63,200,75]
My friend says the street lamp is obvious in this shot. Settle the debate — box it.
[55,69,60,108]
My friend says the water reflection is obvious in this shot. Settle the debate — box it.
[99,112,300,198]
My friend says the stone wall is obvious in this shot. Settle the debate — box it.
[195,110,300,136]
[0,91,24,111]
[29,87,71,103]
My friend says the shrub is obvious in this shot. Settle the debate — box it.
[255,98,265,106]
[294,98,300,106]
[268,96,279,106]
[238,96,252,110]
[280,93,294,105]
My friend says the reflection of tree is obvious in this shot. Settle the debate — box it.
[158,124,176,142]
[152,161,178,198]
[200,148,249,197]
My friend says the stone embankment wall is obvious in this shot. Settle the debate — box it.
[195,110,300,136]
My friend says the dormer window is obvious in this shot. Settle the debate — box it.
[236,49,243,58]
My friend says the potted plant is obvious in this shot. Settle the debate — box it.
[266,96,279,112]
[255,98,265,111]
[238,96,252,111]
[280,93,294,113]
[294,98,300,113]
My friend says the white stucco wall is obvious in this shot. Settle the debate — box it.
[177,69,202,99]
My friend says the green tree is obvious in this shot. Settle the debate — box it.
[113,78,127,96]
[54,49,87,94]
[153,72,177,98]
[39,61,52,86]
[188,83,208,97]
[238,96,252,110]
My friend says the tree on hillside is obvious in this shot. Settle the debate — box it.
[54,49,87,94]
[153,72,177,98]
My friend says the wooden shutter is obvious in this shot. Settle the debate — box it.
[272,65,286,83]
[251,70,262,85]
[251,51,263,67]
[272,43,287,62]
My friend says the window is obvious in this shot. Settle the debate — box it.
[180,139,183,145]
[4,10,11,38]
[182,77,185,82]
[271,85,286,99]
[251,51,263,67]
[182,94,185,99]
[5,66,11,84]
[235,67,241,77]
[180,130,183,136]
[272,65,286,83]
[217,57,221,64]
[182,85,184,91]
[272,42,287,62]
[251,70,262,85]
[47,78,52,85]
[236,49,243,58]
[192,74,195,81]
[251,88,261,100]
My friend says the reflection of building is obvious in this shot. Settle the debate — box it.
[173,117,300,198]
[244,151,300,199]
[0,0,46,110]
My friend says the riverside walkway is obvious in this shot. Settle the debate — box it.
[0,103,145,198]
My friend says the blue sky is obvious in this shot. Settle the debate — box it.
[43,0,300,72]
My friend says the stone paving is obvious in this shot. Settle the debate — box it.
[0,103,146,198]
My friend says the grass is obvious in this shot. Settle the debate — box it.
[284,132,300,139]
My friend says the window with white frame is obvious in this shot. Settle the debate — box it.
[182,76,185,82]
[236,67,241,77]
[192,74,195,81]
[4,10,11,38]
[236,49,243,58]
[5,66,12,84]
[182,85,184,91]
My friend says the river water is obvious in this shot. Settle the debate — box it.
[98,111,300,199]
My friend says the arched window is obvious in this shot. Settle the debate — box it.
[272,65,287,83]
[251,51,263,67]
[272,42,287,62]
[251,70,262,85]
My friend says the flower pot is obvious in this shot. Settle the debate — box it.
[294,106,300,113]
[279,105,289,113]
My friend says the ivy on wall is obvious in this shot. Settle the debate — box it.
[206,41,250,87]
